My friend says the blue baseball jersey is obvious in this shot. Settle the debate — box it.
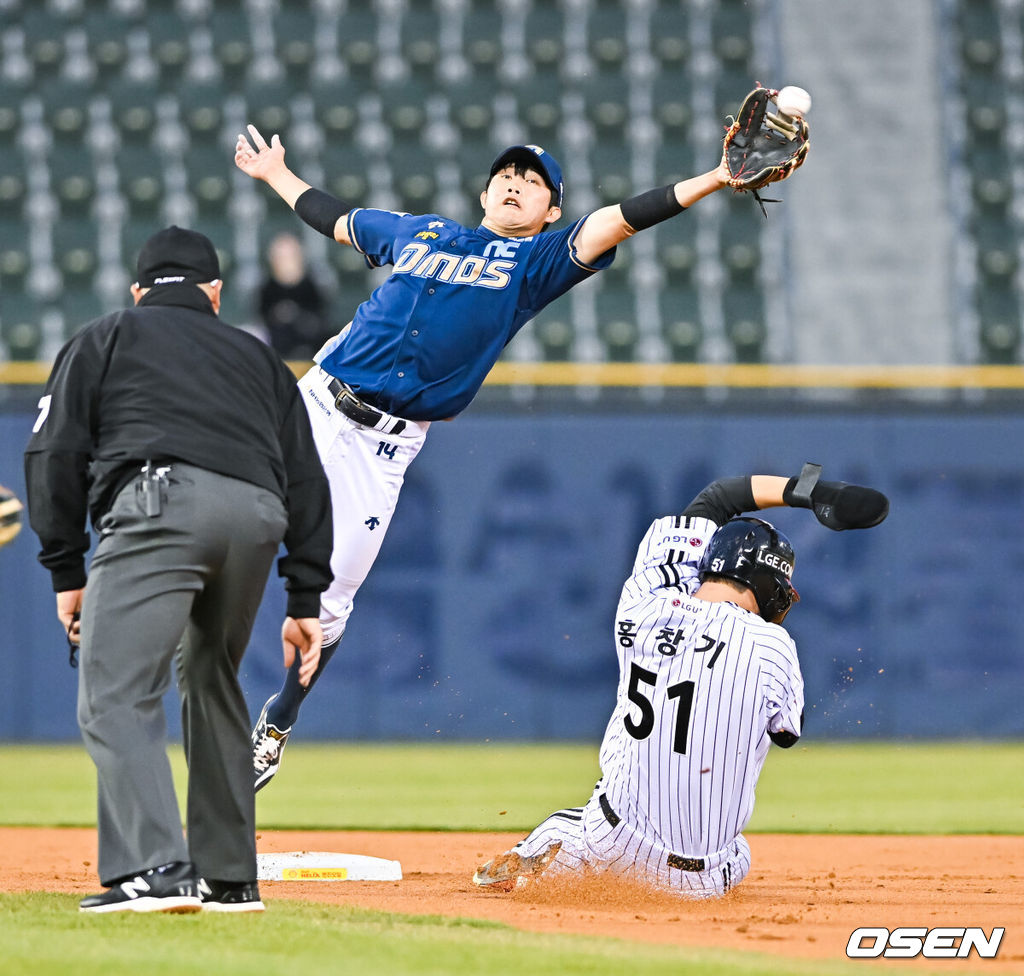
[316,210,615,420]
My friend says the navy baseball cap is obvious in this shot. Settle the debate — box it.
[135,225,221,287]
[489,144,564,207]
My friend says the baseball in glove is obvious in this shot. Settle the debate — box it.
[0,484,24,547]
[722,86,810,216]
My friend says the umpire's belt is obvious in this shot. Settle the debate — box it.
[327,378,407,435]
[598,793,706,873]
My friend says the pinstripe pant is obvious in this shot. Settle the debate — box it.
[511,784,752,898]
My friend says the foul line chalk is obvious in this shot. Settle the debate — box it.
[257,851,402,882]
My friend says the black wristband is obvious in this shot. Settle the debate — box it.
[619,185,685,232]
[294,187,349,239]
[783,462,822,509]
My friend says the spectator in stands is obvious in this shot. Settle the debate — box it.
[258,231,332,361]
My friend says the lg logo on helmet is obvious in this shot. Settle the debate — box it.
[846,927,1004,959]
[755,547,792,578]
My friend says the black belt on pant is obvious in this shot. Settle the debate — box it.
[327,378,407,435]
[598,793,706,872]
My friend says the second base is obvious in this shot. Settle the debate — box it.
[257,851,403,882]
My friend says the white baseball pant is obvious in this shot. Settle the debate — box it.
[298,367,429,645]
[511,783,752,898]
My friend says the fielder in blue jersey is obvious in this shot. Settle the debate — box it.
[235,123,734,790]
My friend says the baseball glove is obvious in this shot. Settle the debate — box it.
[785,462,889,532]
[722,86,810,216]
[0,485,24,547]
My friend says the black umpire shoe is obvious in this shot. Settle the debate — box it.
[198,878,265,913]
[79,861,201,913]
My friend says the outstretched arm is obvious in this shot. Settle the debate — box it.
[235,124,354,245]
[571,156,731,265]
[684,465,889,530]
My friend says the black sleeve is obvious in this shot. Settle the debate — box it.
[23,328,105,591]
[682,476,757,525]
[275,378,334,619]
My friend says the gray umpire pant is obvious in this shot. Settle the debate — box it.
[77,463,287,886]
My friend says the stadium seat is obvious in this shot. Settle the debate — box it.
[970,173,1012,222]
[338,5,379,80]
[143,7,193,81]
[524,1,566,76]
[720,204,763,282]
[399,0,442,82]
[514,78,562,146]
[658,229,698,287]
[178,78,226,144]
[118,144,167,221]
[208,3,253,79]
[460,0,503,80]
[723,284,766,363]
[446,79,495,142]
[271,0,318,84]
[711,0,754,69]
[0,189,29,296]
[0,79,23,150]
[976,285,1021,363]
[530,307,576,361]
[20,7,67,80]
[391,159,438,214]
[0,146,28,215]
[378,79,429,140]
[244,78,293,139]
[40,75,92,146]
[650,75,694,156]
[0,292,44,361]
[310,77,364,142]
[659,287,702,362]
[53,214,99,283]
[596,286,639,362]
[82,3,140,82]
[182,142,233,217]
[60,283,106,331]
[650,2,689,70]
[107,76,160,144]
[587,0,630,74]
[320,142,373,204]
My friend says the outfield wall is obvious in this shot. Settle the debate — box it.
[1,402,1022,741]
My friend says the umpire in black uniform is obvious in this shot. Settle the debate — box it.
[24,227,333,914]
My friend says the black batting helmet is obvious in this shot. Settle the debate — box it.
[697,517,799,623]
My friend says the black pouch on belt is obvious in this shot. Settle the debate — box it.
[136,461,166,517]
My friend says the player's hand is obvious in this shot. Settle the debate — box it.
[56,589,84,645]
[281,616,323,687]
[234,124,286,182]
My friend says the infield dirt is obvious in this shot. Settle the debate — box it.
[2,828,1021,971]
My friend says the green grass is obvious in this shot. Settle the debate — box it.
[2,740,1021,833]
[0,893,908,976]
[1,742,1018,976]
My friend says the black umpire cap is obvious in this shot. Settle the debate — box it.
[135,226,221,288]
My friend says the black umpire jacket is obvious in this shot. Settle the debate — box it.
[24,284,333,619]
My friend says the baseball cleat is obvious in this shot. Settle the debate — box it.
[198,878,265,913]
[472,842,562,891]
[79,861,201,913]
[252,694,291,792]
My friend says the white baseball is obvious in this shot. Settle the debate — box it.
[775,86,811,117]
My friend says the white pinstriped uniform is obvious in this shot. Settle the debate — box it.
[510,514,804,897]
